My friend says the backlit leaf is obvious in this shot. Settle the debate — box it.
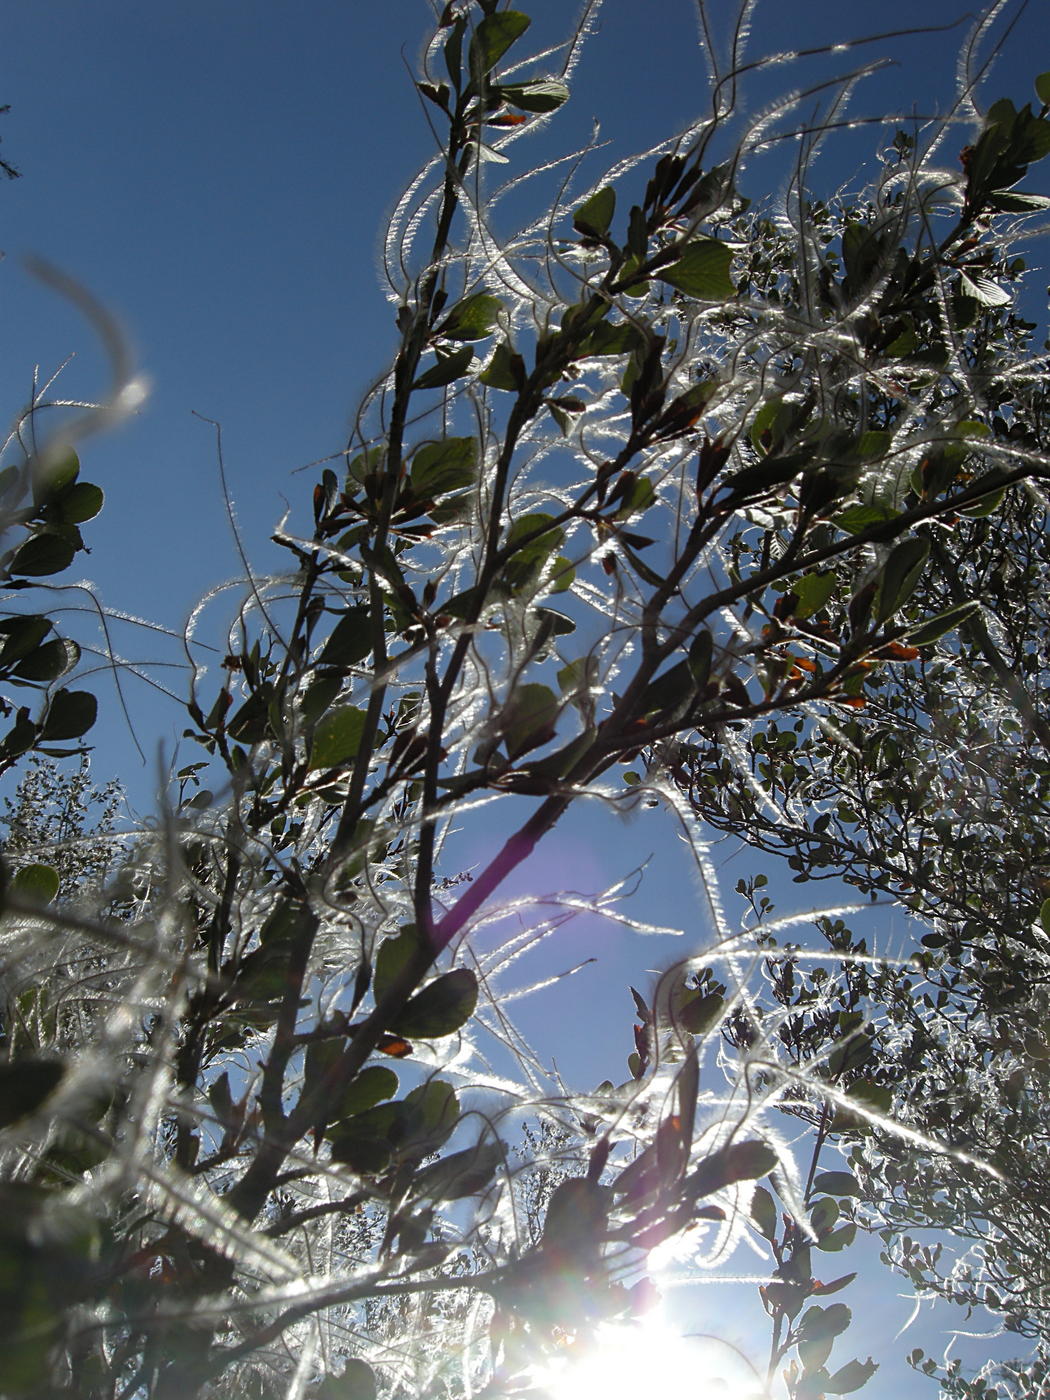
[318,607,372,668]
[657,239,734,300]
[825,1358,878,1394]
[469,11,530,76]
[7,532,76,577]
[874,536,930,624]
[309,704,366,771]
[40,689,96,741]
[574,186,616,239]
[10,863,60,904]
[499,79,569,113]
[393,968,478,1038]
[410,437,478,498]
[413,345,475,389]
[58,481,104,523]
[813,1171,860,1197]
[438,293,502,342]
[413,1141,502,1200]
[12,637,79,683]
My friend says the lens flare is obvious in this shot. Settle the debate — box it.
[532,1313,763,1400]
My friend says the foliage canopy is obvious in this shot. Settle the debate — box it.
[2,3,1050,1398]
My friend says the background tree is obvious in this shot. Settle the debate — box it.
[659,80,1050,1386]
[1,4,1049,1399]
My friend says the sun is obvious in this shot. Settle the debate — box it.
[532,1312,765,1400]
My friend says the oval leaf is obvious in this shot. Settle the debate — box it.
[40,689,97,741]
[874,536,930,624]
[657,239,734,300]
[392,967,478,1038]
[13,637,80,683]
[413,1140,502,1201]
[470,11,530,76]
[58,481,104,524]
[413,345,475,390]
[410,437,479,498]
[438,293,502,342]
[309,704,366,771]
[8,532,76,577]
[813,1170,860,1197]
[11,863,60,905]
[574,186,616,239]
[317,607,372,668]
[499,79,569,113]
[826,1358,878,1394]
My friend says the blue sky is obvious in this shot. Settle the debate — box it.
[2,0,1046,1392]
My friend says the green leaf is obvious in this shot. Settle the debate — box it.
[500,513,564,593]
[825,1358,878,1394]
[412,1140,502,1200]
[657,239,734,300]
[579,320,638,357]
[640,659,694,718]
[328,1108,397,1173]
[332,1065,399,1121]
[470,11,530,76]
[799,1303,852,1343]
[690,1140,776,1198]
[499,79,569,113]
[874,536,930,624]
[12,637,80,683]
[32,447,79,505]
[958,270,1011,306]
[7,532,76,577]
[542,1177,610,1255]
[375,924,423,1002]
[752,1184,778,1240]
[309,704,366,771]
[813,1170,860,1197]
[0,1057,65,1128]
[480,341,525,391]
[0,714,38,759]
[40,689,96,741]
[800,1337,835,1374]
[792,571,837,619]
[347,445,385,490]
[1037,72,1050,106]
[679,990,724,1036]
[438,293,502,342]
[56,481,104,524]
[0,616,52,666]
[498,681,559,758]
[318,606,372,668]
[413,345,475,390]
[846,1080,892,1114]
[401,1079,460,1156]
[833,504,897,535]
[1040,897,1050,938]
[818,1223,857,1252]
[811,1197,840,1235]
[573,186,616,239]
[986,189,1050,212]
[410,437,479,498]
[688,630,713,688]
[11,863,60,904]
[392,968,478,1038]
[301,674,341,726]
[904,600,980,647]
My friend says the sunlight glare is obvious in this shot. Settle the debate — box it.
[534,1314,762,1400]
